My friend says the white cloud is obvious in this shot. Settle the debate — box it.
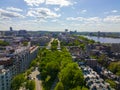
[27,10,36,17]
[103,15,120,23]
[0,9,24,19]
[27,8,61,19]
[81,9,87,14]
[24,0,45,6]
[6,7,23,12]
[46,0,72,7]
[66,17,84,21]
[104,12,109,14]
[51,19,58,22]
[67,15,120,24]
[66,17,101,23]
[54,8,60,11]
[34,19,47,23]
[104,10,118,14]
[72,7,75,10]
[85,17,102,23]
[24,0,72,7]
[111,10,118,13]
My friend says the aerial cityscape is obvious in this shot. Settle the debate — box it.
[0,0,120,90]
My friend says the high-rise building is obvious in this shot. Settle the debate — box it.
[65,29,68,32]
[10,27,13,31]
[98,31,100,37]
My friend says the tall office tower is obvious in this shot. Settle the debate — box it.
[10,27,13,31]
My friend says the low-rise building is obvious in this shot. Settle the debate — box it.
[85,59,98,69]
[81,66,114,90]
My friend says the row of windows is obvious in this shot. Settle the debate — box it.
[0,75,9,79]
[0,83,9,87]
[0,86,9,90]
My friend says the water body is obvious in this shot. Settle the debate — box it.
[85,36,120,43]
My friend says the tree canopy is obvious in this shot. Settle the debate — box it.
[0,40,9,46]
[11,74,26,90]
[38,45,84,90]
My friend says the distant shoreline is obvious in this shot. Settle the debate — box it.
[88,35,120,39]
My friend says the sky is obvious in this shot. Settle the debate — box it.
[0,0,120,32]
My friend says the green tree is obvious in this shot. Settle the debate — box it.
[59,63,84,90]
[51,39,58,51]
[30,59,37,68]
[0,40,9,46]
[46,61,60,79]
[26,80,35,90]
[70,86,81,90]
[22,41,28,46]
[108,61,120,76]
[105,79,116,89]
[79,43,85,50]
[27,70,31,76]
[37,45,86,90]
[54,82,64,90]
[11,74,26,90]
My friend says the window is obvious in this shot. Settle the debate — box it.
[2,87,4,90]
[1,76,4,79]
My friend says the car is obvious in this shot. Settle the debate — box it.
[31,77,34,80]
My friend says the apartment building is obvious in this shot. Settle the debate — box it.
[0,43,39,90]
[0,66,11,90]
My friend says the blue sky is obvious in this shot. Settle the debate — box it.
[0,0,120,32]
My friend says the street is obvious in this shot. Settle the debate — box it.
[30,67,42,90]
[46,38,54,49]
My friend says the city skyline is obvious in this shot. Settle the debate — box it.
[0,0,120,32]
